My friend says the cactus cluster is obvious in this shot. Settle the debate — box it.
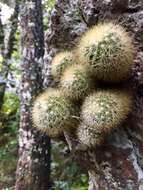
[32,22,134,146]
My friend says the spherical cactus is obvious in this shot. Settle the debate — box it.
[77,123,104,147]
[81,90,132,133]
[76,23,134,83]
[51,51,74,82]
[32,89,77,137]
[60,64,93,100]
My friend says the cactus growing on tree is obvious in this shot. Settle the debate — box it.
[60,64,93,100]
[32,89,77,137]
[32,23,134,143]
[81,90,132,134]
[77,123,104,147]
[51,51,74,82]
[76,23,134,83]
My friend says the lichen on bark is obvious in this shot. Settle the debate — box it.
[16,1,51,190]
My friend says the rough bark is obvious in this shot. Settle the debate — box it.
[0,0,16,8]
[15,1,51,190]
[0,8,4,55]
[44,0,143,189]
[0,1,19,110]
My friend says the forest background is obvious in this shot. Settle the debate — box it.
[0,1,88,189]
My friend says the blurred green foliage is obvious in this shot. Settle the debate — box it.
[0,137,18,190]
[51,142,88,190]
[0,92,20,136]
[43,0,56,30]
[0,55,3,71]
[0,93,19,190]
[2,92,19,116]
[10,29,21,80]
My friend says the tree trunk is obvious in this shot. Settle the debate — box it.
[0,8,4,55]
[15,1,51,190]
[0,0,19,110]
[44,0,143,189]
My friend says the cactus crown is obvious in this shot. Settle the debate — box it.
[77,23,134,82]
[85,33,122,64]
[77,123,104,147]
[32,89,76,137]
[51,52,74,81]
[81,90,132,133]
[60,64,93,100]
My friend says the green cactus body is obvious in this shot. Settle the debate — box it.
[32,89,77,137]
[77,123,104,147]
[77,23,134,83]
[81,90,132,133]
[51,52,74,82]
[60,64,93,100]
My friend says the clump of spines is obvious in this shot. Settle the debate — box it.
[51,51,74,82]
[32,89,77,137]
[77,123,104,147]
[81,90,132,134]
[76,23,134,82]
[60,64,93,100]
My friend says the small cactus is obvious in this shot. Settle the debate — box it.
[77,123,104,147]
[32,89,77,137]
[77,23,134,83]
[60,64,93,100]
[81,90,132,133]
[51,52,74,82]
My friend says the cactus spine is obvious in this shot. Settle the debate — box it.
[32,89,77,137]
[77,123,104,147]
[60,64,93,100]
[81,90,132,134]
[77,23,134,82]
[51,52,74,82]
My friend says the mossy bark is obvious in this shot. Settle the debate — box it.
[15,1,51,190]
[44,0,143,189]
